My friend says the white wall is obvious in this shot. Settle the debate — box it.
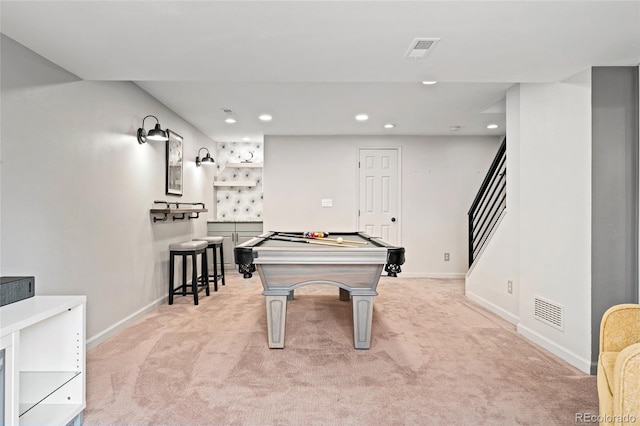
[263,135,501,276]
[467,69,640,374]
[516,72,592,372]
[465,85,521,325]
[1,36,218,346]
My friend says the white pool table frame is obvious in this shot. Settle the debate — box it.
[250,244,389,349]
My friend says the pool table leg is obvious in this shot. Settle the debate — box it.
[352,294,375,349]
[265,295,288,348]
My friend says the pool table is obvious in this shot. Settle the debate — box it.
[234,231,405,349]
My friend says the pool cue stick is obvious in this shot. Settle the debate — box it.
[278,233,368,245]
[267,235,354,247]
[319,237,367,245]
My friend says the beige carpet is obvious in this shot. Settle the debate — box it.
[84,275,597,425]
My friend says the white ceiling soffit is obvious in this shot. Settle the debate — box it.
[134,81,512,141]
[482,99,507,114]
[1,1,638,141]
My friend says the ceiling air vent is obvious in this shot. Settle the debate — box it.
[404,38,440,59]
[534,296,564,331]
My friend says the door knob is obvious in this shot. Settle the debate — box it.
[391,217,397,222]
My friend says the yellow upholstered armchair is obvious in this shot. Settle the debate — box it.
[598,304,640,425]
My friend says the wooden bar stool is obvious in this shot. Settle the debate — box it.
[168,240,210,305]
[193,236,225,291]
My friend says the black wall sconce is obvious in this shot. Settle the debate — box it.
[196,147,215,167]
[137,115,168,144]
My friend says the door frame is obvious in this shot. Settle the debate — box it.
[356,147,402,245]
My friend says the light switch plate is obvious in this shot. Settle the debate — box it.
[321,199,333,207]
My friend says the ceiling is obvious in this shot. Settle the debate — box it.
[1,1,639,142]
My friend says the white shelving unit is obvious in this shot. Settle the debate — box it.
[1,295,86,426]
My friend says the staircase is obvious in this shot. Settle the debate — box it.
[468,138,507,267]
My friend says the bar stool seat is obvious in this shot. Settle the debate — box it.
[169,240,210,305]
[193,236,225,291]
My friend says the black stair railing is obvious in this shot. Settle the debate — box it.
[468,137,507,267]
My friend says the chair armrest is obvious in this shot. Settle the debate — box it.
[613,342,640,422]
[600,304,640,353]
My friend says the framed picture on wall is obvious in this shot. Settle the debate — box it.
[166,129,183,196]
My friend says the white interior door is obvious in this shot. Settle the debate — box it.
[358,148,400,244]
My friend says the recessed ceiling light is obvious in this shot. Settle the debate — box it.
[384,124,396,129]
[259,114,272,121]
[225,118,237,124]
[242,137,250,142]
[449,125,460,132]
[355,114,369,121]
[422,80,438,85]
[486,123,499,129]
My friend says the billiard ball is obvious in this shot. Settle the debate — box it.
[336,237,344,244]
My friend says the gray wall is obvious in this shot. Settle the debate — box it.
[591,66,639,371]
[1,35,218,346]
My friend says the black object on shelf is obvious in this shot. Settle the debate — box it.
[1,276,35,307]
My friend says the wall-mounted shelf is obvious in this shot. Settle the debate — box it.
[213,181,257,187]
[150,201,207,222]
[225,162,263,168]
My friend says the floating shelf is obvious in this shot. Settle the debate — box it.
[225,162,263,168]
[213,180,257,187]
[150,201,207,222]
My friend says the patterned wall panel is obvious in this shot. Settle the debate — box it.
[214,142,263,221]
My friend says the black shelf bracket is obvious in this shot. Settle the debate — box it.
[153,215,168,223]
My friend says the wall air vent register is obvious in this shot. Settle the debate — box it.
[534,296,564,331]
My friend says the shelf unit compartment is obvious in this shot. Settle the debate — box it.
[18,304,83,372]
[18,402,84,426]
[19,371,81,416]
[1,296,86,426]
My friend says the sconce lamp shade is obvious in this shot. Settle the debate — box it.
[147,123,168,141]
[196,147,215,167]
[137,115,168,144]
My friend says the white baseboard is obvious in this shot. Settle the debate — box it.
[517,323,592,374]
[400,272,466,279]
[86,295,167,351]
[466,292,592,374]
[465,290,519,325]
